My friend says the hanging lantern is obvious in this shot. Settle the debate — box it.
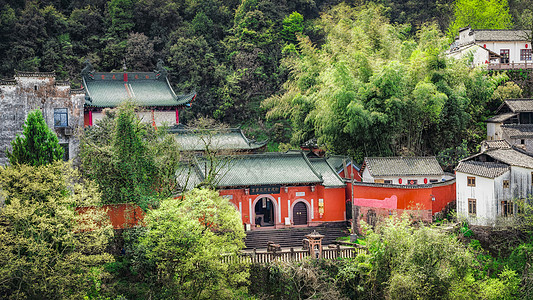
[483,44,486,48]
[398,178,402,184]
[526,44,529,49]
[485,60,489,64]
[424,178,428,184]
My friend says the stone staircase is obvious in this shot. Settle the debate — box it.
[244,222,350,249]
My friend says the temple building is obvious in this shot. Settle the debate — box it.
[82,60,196,127]
[179,151,349,229]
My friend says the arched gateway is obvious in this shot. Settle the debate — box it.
[293,201,308,225]
[254,197,276,227]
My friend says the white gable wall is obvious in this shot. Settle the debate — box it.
[456,171,503,226]
[447,45,490,67]
[487,122,504,140]
[479,41,531,63]
[510,166,533,199]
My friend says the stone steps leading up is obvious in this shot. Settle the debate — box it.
[244,222,350,249]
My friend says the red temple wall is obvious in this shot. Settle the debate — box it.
[76,203,145,229]
[219,184,347,228]
[352,180,456,216]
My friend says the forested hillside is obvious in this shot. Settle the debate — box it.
[0,0,531,160]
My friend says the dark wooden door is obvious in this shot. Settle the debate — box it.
[293,202,308,225]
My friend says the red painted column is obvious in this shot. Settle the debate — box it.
[175,108,179,124]
[89,110,93,126]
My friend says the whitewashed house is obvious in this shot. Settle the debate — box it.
[447,27,531,69]
[455,142,533,225]
[0,71,85,165]
[487,98,533,153]
[360,157,452,185]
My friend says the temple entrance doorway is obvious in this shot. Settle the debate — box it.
[293,202,308,225]
[254,197,275,227]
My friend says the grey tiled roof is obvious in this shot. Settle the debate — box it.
[486,113,516,123]
[502,99,533,113]
[481,140,511,150]
[455,161,509,178]
[364,157,444,177]
[502,125,533,138]
[207,152,323,187]
[475,30,529,42]
[83,72,196,107]
[171,128,267,151]
[308,158,345,187]
[485,148,533,169]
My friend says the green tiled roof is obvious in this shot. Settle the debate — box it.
[308,158,345,187]
[170,127,267,151]
[198,152,323,187]
[83,72,195,107]
[177,152,348,190]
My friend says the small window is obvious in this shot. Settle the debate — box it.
[54,108,68,127]
[531,172,533,186]
[407,179,417,185]
[34,85,38,91]
[468,198,476,215]
[384,180,392,184]
[521,139,525,145]
[503,180,510,188]
[520,49,532,61]
[501,200,513,217]
[430,179,438,183]
[467,176,476,187]
[374,179,384,183]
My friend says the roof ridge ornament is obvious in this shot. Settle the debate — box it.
[154,59,168,79]
[81,59,95,78]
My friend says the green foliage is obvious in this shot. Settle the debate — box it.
[264,4,501,159]
[0,162,114,299]
[447,0,514,40]
[108,0,135,38]
[250,259,345,299]
[135,188,248,299]
[437,139,470,172]
[281,12,304,44]
[7,109,64,166]
[80,103,180,208]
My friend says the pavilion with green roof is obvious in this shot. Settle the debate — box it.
[169,126,267,153]
[82,60,196,126]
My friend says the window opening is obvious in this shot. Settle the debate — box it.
[54,108,68,127]
[468,198,476,215]
[503,180,510,188]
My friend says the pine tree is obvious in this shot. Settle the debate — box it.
[7,109,63,166]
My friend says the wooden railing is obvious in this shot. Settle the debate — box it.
[488,62,533,70]
[222,245,366,264]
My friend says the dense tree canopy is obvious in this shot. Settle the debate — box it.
[447,0,514,39]
[79,103,181,207]
[133,188,247,299]
[263,4,508,160]
[0,162,113,299]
